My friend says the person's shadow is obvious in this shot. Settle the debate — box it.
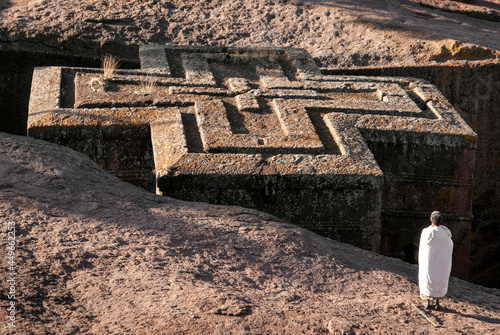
[433,306,500,325]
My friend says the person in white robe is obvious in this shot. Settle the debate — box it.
[418,211,453,310]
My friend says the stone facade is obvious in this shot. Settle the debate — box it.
[28,45,476,278]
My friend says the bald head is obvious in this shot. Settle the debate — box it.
[430,211,443,226]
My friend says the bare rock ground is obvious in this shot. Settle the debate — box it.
[1,131,500,333]
[0,0,498,67]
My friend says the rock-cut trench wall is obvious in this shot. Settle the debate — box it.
[326,61,500,288]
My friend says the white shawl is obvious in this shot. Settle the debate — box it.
[418,225,453,298]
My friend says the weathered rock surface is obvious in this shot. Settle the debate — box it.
[1,133,499,333]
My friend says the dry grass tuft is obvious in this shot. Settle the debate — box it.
[137,74,157,94]
[102,55,120,79]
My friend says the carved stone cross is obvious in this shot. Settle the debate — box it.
[28,45,476,278]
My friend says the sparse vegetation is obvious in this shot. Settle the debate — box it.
[89,55,119,92]
[102,55,119,79]
[137,74,157,94]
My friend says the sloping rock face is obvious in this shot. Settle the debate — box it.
[1,132,499,334]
